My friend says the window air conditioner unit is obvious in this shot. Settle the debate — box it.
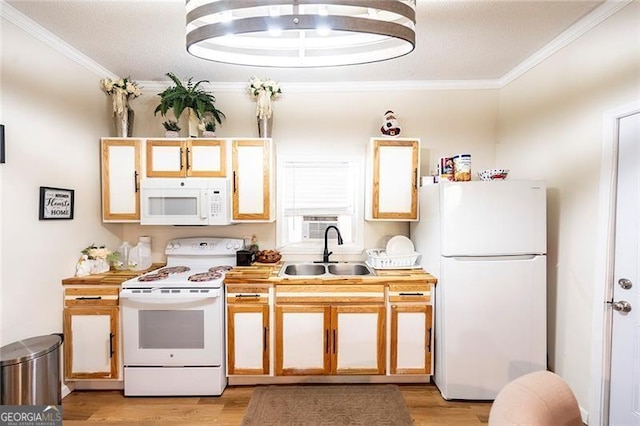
[302,216,338,240]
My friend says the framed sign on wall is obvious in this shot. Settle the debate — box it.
[39,186,74,220]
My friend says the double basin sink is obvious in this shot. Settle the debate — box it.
[279,262,374,277]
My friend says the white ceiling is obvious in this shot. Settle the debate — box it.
[5,1,605,84]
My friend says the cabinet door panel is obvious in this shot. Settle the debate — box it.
[332,306,385,375]
[64,307,118,379]
[188,140,226,177]
[371,139,418,220]
[146,140,185,177]
[232,140,271,220]
[378,146,413,213]
[276,305,330,375]
[390,305,432,375]
[101,139,140,221]
[228,304,269,375]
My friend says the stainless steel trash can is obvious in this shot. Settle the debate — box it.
[0,334,63,405]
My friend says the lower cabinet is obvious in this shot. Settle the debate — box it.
[225,281,434,381]
[275,304,386,375]
[226,285,270,375]
[388,284,434,375]
[63,287,120,380]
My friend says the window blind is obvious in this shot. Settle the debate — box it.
[283,161,355,216]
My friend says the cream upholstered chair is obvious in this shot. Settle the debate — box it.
[488,371,583,426]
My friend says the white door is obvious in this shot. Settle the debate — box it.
[440,181,546,256]
[609,112,640,425]
[436,255,547,400]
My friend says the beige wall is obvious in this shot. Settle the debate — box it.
[0,21,121,345]
[496,1,640,414]
[0,11,500,347]
[123,87,499,261]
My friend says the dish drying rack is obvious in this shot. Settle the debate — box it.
[365,249,421,269]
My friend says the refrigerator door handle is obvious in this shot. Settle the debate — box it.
[448,254,542,261]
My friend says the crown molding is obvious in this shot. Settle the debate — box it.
[1,2,116,79]
[2,0,630,92]
[499,0,633,87]
[139,79,501,94]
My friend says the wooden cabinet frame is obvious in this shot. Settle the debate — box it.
[275,304,385,376]
[232,139,271,221]
[63,306,119,380]
[101,138,141,221]
[227,304,270,375]
[370,138,419,220]
[146,139,226,178]
[389,304,432,375]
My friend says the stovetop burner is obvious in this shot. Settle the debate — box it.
[121,237,243,290]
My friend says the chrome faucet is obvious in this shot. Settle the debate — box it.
[319,225,344,263]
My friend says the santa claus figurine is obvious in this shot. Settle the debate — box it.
[380,110,401,137]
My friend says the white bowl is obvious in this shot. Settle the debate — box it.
[477,169,510,181]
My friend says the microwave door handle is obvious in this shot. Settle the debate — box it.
[200,191,208,219]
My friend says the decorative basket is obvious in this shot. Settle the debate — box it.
[365,249,420,269]
[255,249,282,264]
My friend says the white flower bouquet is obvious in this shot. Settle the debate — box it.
[81,244,112,260]
[248,76,282,119]
[75,244,113,276]
[99,76,142,114]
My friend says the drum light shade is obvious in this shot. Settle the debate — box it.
[186,0,416,67]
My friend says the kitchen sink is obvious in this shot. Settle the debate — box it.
[282,263,326,276]
[327,263,372,276]
[279,262,374,277]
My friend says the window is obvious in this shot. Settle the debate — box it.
[277,157,363,254]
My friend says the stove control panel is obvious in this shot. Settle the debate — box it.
[165,237,244,256]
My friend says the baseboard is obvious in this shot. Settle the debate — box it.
[229,375,432,386]
[61,383,74,399]
[71,381,124,390]
[579,405,589,425]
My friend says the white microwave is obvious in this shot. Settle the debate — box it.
[140,178,230,225]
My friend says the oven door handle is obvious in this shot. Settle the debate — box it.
[120,293,221,303]
[121,296,218,304]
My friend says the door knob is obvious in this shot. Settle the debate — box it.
[608,300,632,313]
[618,278,633,290]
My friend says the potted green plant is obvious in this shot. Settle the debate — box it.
[154,72,225,137]
[199,116,217,137]
[162,120,181,138]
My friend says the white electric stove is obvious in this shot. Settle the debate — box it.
[120,237,243,396]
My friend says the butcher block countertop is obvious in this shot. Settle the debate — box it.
[224,262,437,285]
[61,263,165,285]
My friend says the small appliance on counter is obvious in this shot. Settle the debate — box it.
[236,249,254,266]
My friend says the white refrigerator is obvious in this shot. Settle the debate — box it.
[410,180,547,400]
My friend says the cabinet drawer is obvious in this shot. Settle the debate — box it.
[388,284,431,303]
[276,284,385,304]
[64,287,119,307]
[226,285,269,304]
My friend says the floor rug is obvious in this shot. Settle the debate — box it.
[241,384,413,425]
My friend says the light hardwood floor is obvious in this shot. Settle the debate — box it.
[62,384,492,425]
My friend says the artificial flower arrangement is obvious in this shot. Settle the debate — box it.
[248,76,282,119]
[75,244,114,277]
[99,76,142,114]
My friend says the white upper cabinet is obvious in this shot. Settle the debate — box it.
[366,138,420,221]
[101,138,142,222]
[146,139,227,178]
[231,138,274,222]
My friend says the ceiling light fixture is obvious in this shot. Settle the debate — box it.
[185,0,416,68]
